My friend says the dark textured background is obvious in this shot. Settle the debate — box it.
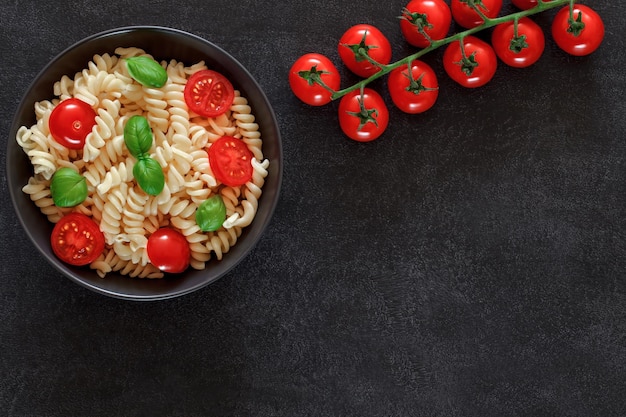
[1,1,625,416]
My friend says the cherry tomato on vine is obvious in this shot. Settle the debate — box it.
[184,69,235,117]
[147,228,190,274]
[289,53,340,106]
[338,24,392,78]
[399,0,452,48]
[388,60,439,114]
[338,88,389,142]
[451,0,502,29]
[492,17,545,68]
[51,212,105,266]
[48,98,97,150]
[443,35,497,88]
[552,4,604,57]
[511,0,537,10]
[208,136,254,187]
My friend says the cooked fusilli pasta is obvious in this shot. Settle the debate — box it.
[17,47,269,278]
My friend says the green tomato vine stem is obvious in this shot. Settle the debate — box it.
[329,0,575,101]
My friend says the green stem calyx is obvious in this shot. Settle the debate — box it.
[399,8,434,44]
[298,65,335,93]
[341,30,381,67]
[568,10,586,36]
[404,71,438,95]
[349,90,379,131]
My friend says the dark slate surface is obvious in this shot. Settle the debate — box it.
[1,1,625,416]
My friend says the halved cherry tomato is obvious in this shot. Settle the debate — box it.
[552,4,604,56]
[146,228,190,273]
[443,36,498,88]
[184,69,235,117]
[289,53,341,106]
[51,212,105,266]
[338,88,389,142]
[511,0,537,10]
[48,98,97,149]
[338,24,392,78]
[492,17,545,68]
[388,60,439,114]
[400,0,452,48]
[208,136,254,186]
[451,0,502,29]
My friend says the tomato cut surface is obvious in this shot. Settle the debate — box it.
[48,98,97,149]
[184,69,235,117]
[51,212,105,266]
[208,136,254,186]
[147,228,190,274]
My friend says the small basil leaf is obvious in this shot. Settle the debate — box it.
[124,115,153,157]
[195,195,226,232]
[133,157,165,196]
[50,167,88,207]
[125,56,168,88]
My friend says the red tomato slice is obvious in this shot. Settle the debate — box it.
[48,98,97,149]
[146,228,190,273]
[184,69,235,117]
[208,136,254,187]
[51,212,105,266]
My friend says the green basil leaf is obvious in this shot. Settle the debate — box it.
[124,115,153,157]
[50,167,88,207]
[125,56,168,88]
[133,157,165,196]
[195,195,226,232]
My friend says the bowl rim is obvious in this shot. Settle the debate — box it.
[7,25,283,301]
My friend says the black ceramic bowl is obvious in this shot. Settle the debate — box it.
[7,26,282,300]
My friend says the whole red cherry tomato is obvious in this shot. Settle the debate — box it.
[451,0,502,29]
[146,227,190,273]
[289,53,341,106]
[51,212,105,266]
[338,88,389,142]
[338,24,392,78]
[399,0,452,48]
[492,17,545,68]
[443,36,497,88]
[208,136,254,187]
[48,98,97,150]
[184,69,235,117]
[388,60,439,114]
[511,0,537,10]
[552,4,604,56]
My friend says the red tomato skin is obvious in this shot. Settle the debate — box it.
[451,0,502,29]
[552,5,604,56]
[492,17,545,68]
[208,136,254,187]
[289,53,340,106]
[147,228,190,273]
[511,0,537,10]
[443,36,498,88]
[48,98,97,149]
[51,212,105,266]
[338,88,389,142]
[400,0,452,48]
[338,24,392,78]
[184,69,235,117]
[388,61,439,114]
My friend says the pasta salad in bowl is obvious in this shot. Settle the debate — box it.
[7,26,282,300]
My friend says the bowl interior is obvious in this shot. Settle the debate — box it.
[7,26,282,300]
